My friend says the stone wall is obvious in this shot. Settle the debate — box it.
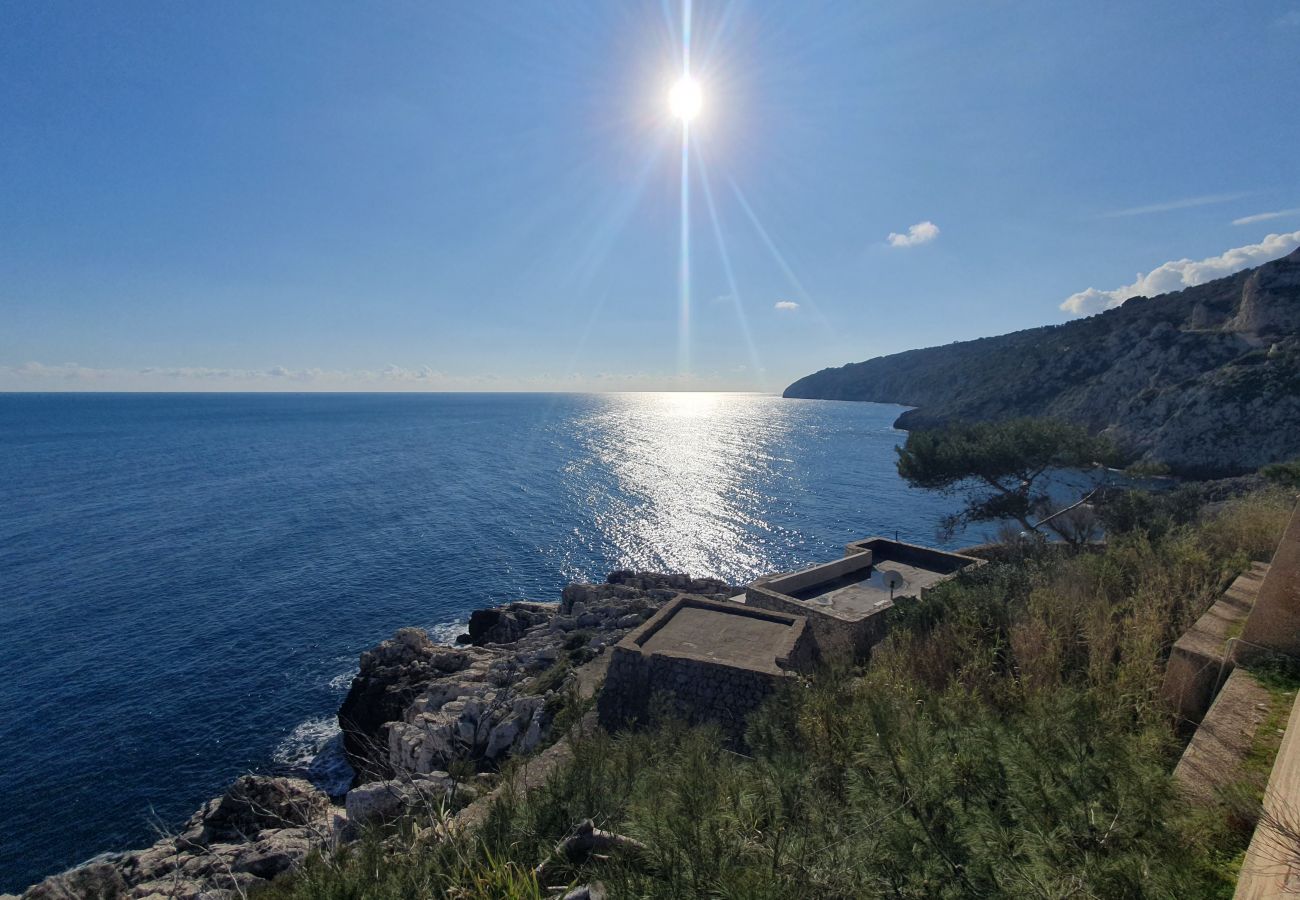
[596,597,814,748]
[597,645,790,746]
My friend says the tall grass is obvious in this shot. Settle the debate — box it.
[268,490,1293,899]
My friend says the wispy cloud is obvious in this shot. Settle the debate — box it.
[0,362,777,393]
[1100,191,1251,218]
[2,363,471,388]
[774,300,800,311]
[886,220,940,248]
[1277,8,1300,26]
[1232,208,1300,226]
[1060,230,1300,316]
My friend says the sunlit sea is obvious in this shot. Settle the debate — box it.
[0,392,994,889]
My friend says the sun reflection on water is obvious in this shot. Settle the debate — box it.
[568,392,793,583]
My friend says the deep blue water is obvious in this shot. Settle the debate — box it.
[0,392,992,890]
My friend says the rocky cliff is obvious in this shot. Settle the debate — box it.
[784,247,1300,476]
[338,571,732,784]
[15,571,731,900]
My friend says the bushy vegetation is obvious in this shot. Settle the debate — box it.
[268,490,1294,899]
[896,418,1118,541]
[1261,457,1300,490]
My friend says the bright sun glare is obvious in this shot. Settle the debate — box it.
[669,75,702,122]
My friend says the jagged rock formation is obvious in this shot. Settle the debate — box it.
[17,571,731,900]
[784,247,1300,476]
[338,571,732,784]
[20,776,339,900]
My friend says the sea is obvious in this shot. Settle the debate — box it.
[0,391,997,890]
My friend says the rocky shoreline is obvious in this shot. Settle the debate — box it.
[14,571,731,900]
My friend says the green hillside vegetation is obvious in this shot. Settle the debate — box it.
[267,489,1294,899]
[783,247,1300,477]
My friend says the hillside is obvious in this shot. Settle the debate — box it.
[784,247,1300,476]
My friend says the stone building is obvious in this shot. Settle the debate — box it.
[597,595,814,747]
[746,537,982,661]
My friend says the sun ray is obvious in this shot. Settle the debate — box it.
[726,174,833,333]
[676,0,694,377]
[696,148,767,391]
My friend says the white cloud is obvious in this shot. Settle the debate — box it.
[1278,9,1300,26]
[1233,208,1300,226]
[1,363,468,389]
[774,300,800,311]
[887,221,939,248]
[8,361,114,380]
[1060,230,1300,316]
[1100,192,1251,218]
[0,362,778,392]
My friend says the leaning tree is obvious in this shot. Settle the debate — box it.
[896,417,1119,542]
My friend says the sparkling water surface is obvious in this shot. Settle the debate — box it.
[0,392,990,889]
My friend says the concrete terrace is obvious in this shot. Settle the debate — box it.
[746,537,983,659]
[640,603,799,674]
[786,560,950,616]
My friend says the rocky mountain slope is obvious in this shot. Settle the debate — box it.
[784,247,1300,476]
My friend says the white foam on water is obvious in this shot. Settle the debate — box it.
[428,618,467,646]
[328,669,358,692]
[273,716,354,798]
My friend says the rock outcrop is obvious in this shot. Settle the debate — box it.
[22,776,339,900]
[19,571,733,899]
[339,572,732,784]
[460,601,556,647]
[783,245,1300,476]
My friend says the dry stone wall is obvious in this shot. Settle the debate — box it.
[597,646,790,747]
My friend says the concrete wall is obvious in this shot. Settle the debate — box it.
[1162,563,1267,726]
[846,537,982,574]
[761,551,873,596]
[1234,689,1300,898]
[745,585,885,662]
[1237,502,1300,663]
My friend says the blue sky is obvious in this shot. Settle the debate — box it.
[2,1,1299,392]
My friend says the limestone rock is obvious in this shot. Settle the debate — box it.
[340,572,734,783]
[23,862,127,899]
[179,775,330,847]
[338,628,458,779]
[344,773,458,825]
[462,602,555,646]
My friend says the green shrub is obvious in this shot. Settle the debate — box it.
[1261,458,1300,490]
[271,490,1294,899]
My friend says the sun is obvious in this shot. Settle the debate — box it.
[669,75,702,122]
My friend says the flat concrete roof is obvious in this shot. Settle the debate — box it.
[788,560,952,615]
[640,604,796,672]
[750,537,984,622]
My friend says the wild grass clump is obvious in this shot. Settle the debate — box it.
[1198,488,1294,566]
[271,490,1293,899]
